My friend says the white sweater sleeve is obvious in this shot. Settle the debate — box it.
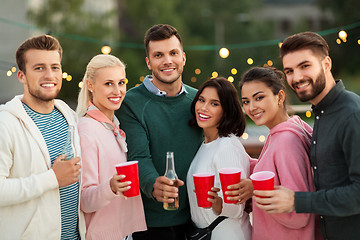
[212,136,250,219]
[0,120,58,207]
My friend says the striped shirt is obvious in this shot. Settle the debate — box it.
[23,103,80,240]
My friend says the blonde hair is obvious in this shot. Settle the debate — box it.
[76,54,126,117]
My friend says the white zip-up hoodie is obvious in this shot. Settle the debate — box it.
[0,95,85,240]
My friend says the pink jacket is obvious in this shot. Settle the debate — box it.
[252,115,315,240]
[78,117,146,240]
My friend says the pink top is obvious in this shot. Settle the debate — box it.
[78,116,146,240]
[252,116,316,240]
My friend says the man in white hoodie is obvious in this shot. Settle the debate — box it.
[0,35,85,239]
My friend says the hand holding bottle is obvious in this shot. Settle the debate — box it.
[152,176,184,203]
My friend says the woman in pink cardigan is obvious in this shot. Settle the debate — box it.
[76,54,146,240]
[239,67,317,240]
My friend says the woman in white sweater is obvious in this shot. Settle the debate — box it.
[186,77,252,240]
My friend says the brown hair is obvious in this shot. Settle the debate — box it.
[280,32,329,59]
[190,77,246,137]
[144,24,182,56]
[16,35,63,73]
[239,66,288,110]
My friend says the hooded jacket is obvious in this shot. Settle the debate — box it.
[0,95,85,240]
[252,115,315,240]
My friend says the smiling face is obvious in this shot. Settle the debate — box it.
[195,87,223,142]
[87,66,126,120]
[18,49,62,112]
[145,35,186,95]
[283,48,329,105]
[241,81,285,129]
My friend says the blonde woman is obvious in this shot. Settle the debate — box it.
[76,54,146,240]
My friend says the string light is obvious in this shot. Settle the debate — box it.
[338,30,347,42]
[125,78,129,84]
[101,45,111,54]
[62,72,68,79]
[212,71,218,78]
[228,76,234,82]
[66,75,72,81]
[336,39,341,44]
[11,67,16,72]
[191,77,197,82]
[78,82,83,88]
[139,76,145,82]
[7,70,12,76]
[247,58,254,65]
[195,68,201,75]
[1,17,360,51]
[267,60,273,66]
[219,48,229,58]
[231,68,237,75]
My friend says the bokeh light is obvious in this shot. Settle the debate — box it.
[101,45,111,54]
[219,48,229,58]
[247,58,254,65]
[306,111,312,118]
[241,133,249,140]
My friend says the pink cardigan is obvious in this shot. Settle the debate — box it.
[252,116,315,240]
[78,117,146,240]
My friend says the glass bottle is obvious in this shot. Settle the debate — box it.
[163,152,179,210]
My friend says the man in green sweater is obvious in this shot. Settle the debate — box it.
[117,24,203,240]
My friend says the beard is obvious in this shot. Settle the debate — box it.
[152,71,180,85]
[29,88,60,102]
[293,70,326,102]
[27,83,61,102]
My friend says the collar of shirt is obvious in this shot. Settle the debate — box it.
[312,80,344,114]
[143,75,188,97]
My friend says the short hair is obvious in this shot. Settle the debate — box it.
[76,54,126,117]
[16,35,63,73]
[144,24,182,56]
[280,32,329,59]
[239,66,287,110]
[189,77,246,137]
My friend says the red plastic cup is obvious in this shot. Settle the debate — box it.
[193,173,215,208]
[250,171,275,197]
[218,168,241,204]
[115,161,140,197]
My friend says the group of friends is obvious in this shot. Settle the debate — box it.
[0,23,359,240]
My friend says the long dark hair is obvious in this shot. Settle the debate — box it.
[190,77,246,137]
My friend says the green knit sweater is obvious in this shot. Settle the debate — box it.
[116,83,203,227]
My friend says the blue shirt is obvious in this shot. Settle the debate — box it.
[143,75,188,96]
[23,103,80,240]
